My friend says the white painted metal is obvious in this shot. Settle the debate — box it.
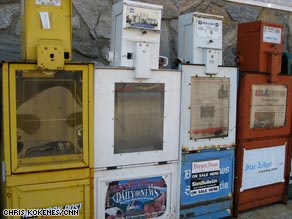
[178,12,223,72]
[180,64,237,151]
[94,163,179,219]
[94,67,180,168]
[110,0,162,72]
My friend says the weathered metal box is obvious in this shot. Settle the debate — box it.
[180,149,234,219]
[94,163,179,219]
[237,21,283,74]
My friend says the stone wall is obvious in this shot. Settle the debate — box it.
[1,0,292,68]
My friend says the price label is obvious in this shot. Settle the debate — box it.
[36,0,61,6]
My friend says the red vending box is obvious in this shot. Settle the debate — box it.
[234,21,292,217]
[237,21,283,78]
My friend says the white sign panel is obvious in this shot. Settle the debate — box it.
[124,5,160,30]
[36,0,61,6]
[241,144,286,192]
[263,26,282,44]
[196,18,222,39]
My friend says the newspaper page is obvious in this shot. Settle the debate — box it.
[250,85,287,128]
[190,77,230,139]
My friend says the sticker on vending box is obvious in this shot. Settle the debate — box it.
[190,160,220,196]
[263,26,281,44]
[125,5,160,30]
[241,144,286,191]
[36,0,61,6]
[105,177,167,219]
[196,18,222,39]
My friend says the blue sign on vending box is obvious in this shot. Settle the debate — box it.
[180,149,234,212]
[105,176,167,219]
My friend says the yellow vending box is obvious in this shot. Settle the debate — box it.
[2,62,93,174]
[0,1,94,218]
[1,62,94,218]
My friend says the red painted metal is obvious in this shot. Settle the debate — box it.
[233,137,291,217]
[237,21,283,81]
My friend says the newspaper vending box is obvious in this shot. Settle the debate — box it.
[234,21,292,217]
[1,1,93,218]
[94,1,180,218]
[178,12,237,218]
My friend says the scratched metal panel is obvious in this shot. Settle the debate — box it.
[180,149,234,218]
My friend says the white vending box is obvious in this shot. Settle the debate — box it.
[94,67,180,167]
[178,12,223,73]
[109,0,162,76]
[94,163,178,219]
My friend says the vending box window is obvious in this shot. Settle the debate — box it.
[236,74,292,140]
[114,83,164,153]
[2,62,93,174]
[180,65,237,151]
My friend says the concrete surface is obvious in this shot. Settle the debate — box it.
[238,200,292,219]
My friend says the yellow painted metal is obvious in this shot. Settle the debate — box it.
[20,0,72,62]
[37,39,65,70]
[2,63,12,176]
[5,177,90,219]
[6,168,90,187]
[88,64,94,169]
[3,62,93,174]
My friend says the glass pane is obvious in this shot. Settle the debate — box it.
[16,70,83,161]
[250,84,287,128]
[190,77,230,139]
[114,83,164,153]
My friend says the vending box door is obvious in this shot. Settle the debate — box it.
[234,137,291,216]
[180,149,234,219]
[180,64,237,152]
[2,62,93,174]
[237,21,283,74]
[237,74,292,140]
[94,67,180,168]
[5,178,90,219]
[94,163,178,219]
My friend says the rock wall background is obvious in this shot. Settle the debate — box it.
[1,0,292,68]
